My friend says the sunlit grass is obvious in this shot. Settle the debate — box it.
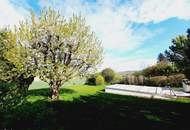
[27,80,105,102]
[29,80,49,90]
[59,85,105,101]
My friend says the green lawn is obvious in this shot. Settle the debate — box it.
[27,81,105,102]
[1,81,190,130]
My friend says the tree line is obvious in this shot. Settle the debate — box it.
[121,28,190,87]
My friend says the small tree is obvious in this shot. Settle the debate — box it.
[86,74,96,85]
[95,75,104,85]
[101,68,115,83]
[11,9,103,100]
[157,53,168,63]
[0,30,34,108]
[112,73,123,84]
[142,62,177,77]
[165,29,190,79]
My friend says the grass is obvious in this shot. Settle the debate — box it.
[27,80,105,102]
[27,84,105,102]
[1,80,190,130]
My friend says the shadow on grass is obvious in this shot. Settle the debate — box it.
[1,92,190,130]
[27,88,76,97]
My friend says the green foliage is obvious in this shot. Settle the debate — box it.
[133,71,143,76]
[112,73,123,84]
[123,75,146,85]
[157,53,168,63]
[86,70,121,85]
[165,28,190,79]
[101,68,115,83]
[124,75,136,85]
[0,30,34,80]
[142,62,178,77]
[0,30,34,109]
[122,73,185,87]
[167,74,185,87]
[140,52,185,87]
[10,8,103,100]
[146,74,185,87]
[137,75,145,85]
[0,76,34,110]
[148,76,168,87]
[85,74,96,85]
[95,75,105,85]
[85,73,99,85]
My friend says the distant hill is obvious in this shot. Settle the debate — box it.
[118,70,138,76]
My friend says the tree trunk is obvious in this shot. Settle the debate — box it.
[50,81,61,101]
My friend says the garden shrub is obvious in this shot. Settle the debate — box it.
[143,66,156,77]
[137,75,145,85]
[123,75,132,85]
[167,74,185,87]
[142,62,178,77]
[184,67,190,80]
[133,71,143,76]
[148,76,168,86]
[124,75,146,85]
[95,75,105,85]
[145,74,185,87]
[111,73,123,84]
[123,75,130,84]
[0,75,34,110]
[1,101,57,130]
[85,74,96,85]
[86,69,120,85]
[101,68,115,83]
[121,74,185,87]
[0,30,34,109]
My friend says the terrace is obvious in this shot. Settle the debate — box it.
[106,84,190,99]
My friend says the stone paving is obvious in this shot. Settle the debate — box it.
[105,84,190,99]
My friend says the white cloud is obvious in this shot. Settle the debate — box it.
[1,0,190,71]
[0,0,28,28]
[125,0,190,23]
[39,0,158,51]
[102,54,156,72]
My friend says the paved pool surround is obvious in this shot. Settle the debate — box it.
[105,84,190,99]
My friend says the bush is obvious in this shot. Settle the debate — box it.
[112,73,123,84]
[95,75,105,85]
[85,74,96,85]
[123,75,146,85]
[133,71,143,76]
[0,30,34,109]
[143,66,156,77]
[168,74,185,87]
[124,75,136,85]
[137,75,145,85]
[148,76,168,87]
[146,74,185,87]
[0,75,34,110]
[184,67,190,80]
[142,62,178,77]
[101,68,115,83]
[121,70,185,87]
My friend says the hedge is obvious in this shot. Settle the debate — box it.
[122,74,185,87]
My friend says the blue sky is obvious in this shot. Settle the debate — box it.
[0,0,190,71]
